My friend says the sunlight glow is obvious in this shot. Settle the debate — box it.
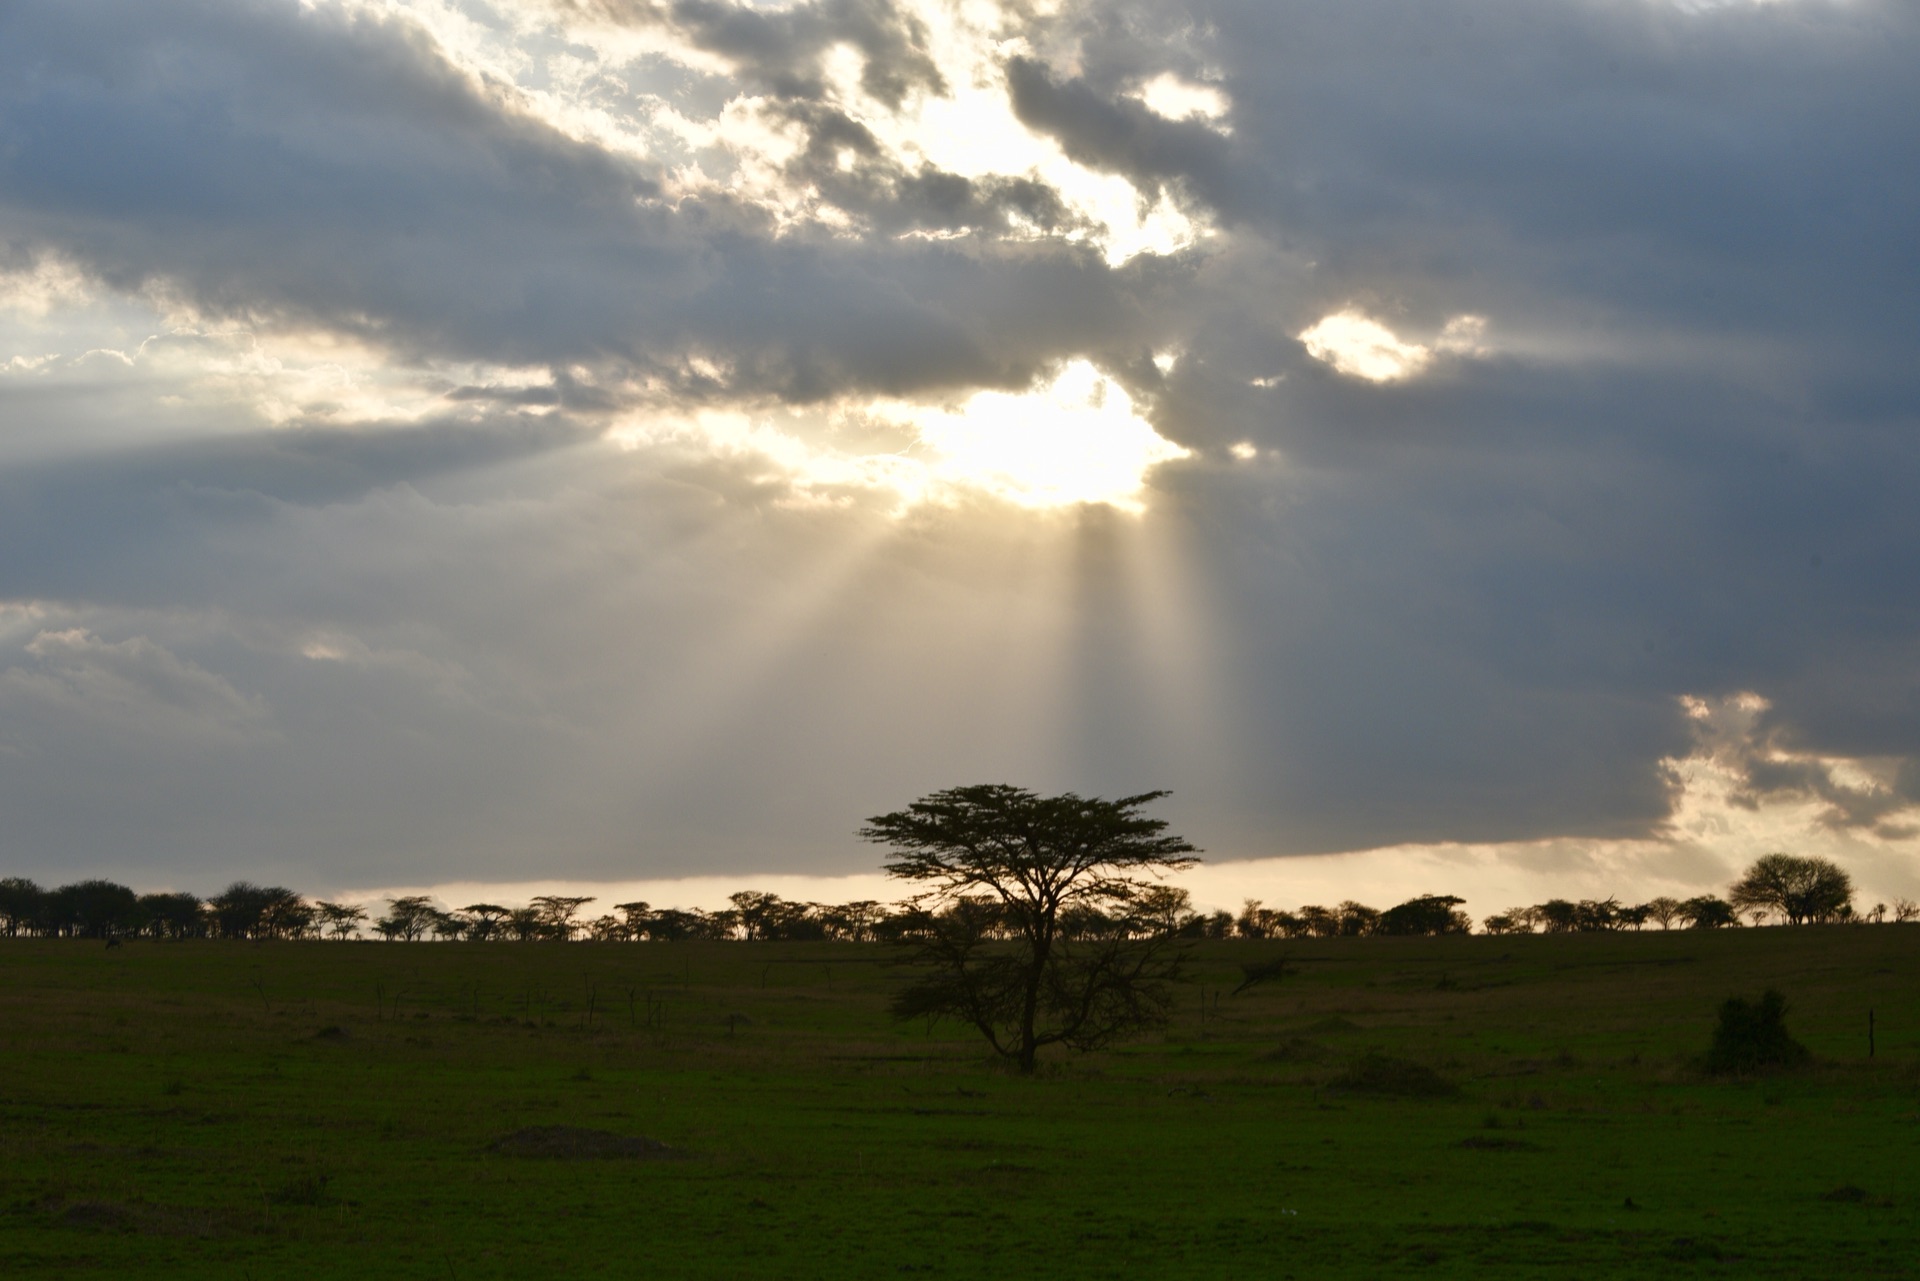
[1129,73,1231,127]
[1299,311,1489,382]
[907,361,1190,511]
[1298,311,1432,381]
[616,362,1191,514]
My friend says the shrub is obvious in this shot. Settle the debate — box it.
[1327,1051,1459,1098]
[1705,990,1811,1074]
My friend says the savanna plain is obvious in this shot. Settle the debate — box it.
[2,928,1916,1278]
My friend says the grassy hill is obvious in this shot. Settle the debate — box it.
[1,926,1916,1277]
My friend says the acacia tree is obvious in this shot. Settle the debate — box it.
[208,882,304,940]
[378,896,438,942]
[463,904,512,941]
[1729,854,1853,925]
[861,784,1199,1074]
[1377,894,1472,936]
[314,901,367,940]
[531,895,596,940]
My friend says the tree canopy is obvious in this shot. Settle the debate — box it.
[1729,854,1854,925]
[861,783,1199,1073]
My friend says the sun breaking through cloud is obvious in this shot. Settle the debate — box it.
[0,0,1916,909]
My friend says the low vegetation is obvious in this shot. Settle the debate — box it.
[1704,990,1813,1076]
[0,925,1914,1276]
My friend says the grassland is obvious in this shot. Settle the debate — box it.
[1,926,1916,1278]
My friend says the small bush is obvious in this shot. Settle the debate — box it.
[1328,1051,1459,1098]
[1705,990,1810,1075]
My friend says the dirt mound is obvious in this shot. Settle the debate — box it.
[1327,1051,1459,1098]
[488,1126,686,1160]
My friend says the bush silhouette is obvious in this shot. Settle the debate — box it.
[1328,1051,1459,1098]
[1705,990,1810,1074]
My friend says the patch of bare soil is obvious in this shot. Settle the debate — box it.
[487,1126,687,1160]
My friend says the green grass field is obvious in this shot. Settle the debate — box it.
[2,927,1917,1277]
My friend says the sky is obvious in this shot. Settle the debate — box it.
[2,0,1918,917]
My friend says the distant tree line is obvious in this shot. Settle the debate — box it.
[1481,854,1892,932]
[0,878,325,941]
[1233,894,1478,938]
[1480,895,1738,933]
[1,854,1912,942]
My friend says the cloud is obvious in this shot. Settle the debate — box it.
[0,627,268,744]
[0,0,1171,407]
[0,0,1916,903]
[579,0,948,107]
[1004,55,1235,209]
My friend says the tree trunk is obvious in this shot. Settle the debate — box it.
[1017,925,1051,1074]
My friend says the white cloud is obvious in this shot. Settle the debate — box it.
[1298,310,1432,381]
[615,360,1190,513]
[1128,73,1230,128]
[1298,310,1492,381]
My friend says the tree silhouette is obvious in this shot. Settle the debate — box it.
[1641,896,1683,930]
[727,891,782,941]
[0,877,43,937]
[1335,901,1381,935]
[823,899,886,941]
[1680,895,1739,929]
[462,904,512,941]
[139,891,206,939]
[314,901,367,940]
[208,883,305,939]
[531,895,595,940]
[45,880,139,938]
[862,784,1199,1074]
[378,896,438,942]
[1729,854,1853,925]
[1297,905,1338,937]
[1377,894,1471,936]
